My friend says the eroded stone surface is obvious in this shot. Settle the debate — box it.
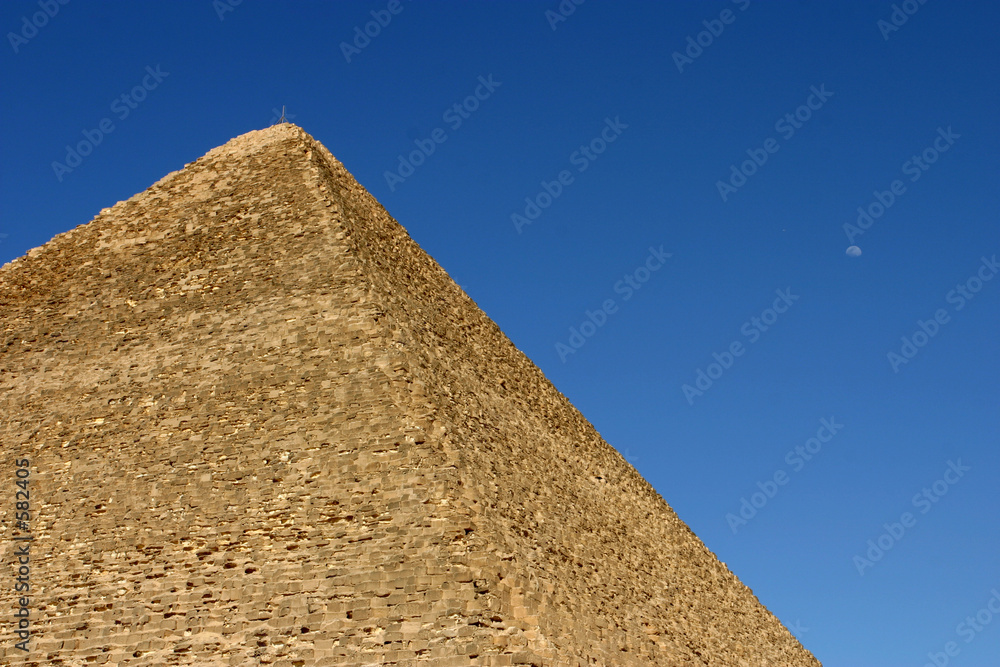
[0,123,821,666]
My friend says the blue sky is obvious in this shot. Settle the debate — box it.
[2,1,999,664]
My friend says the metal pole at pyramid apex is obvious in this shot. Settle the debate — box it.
[270,105,293,127]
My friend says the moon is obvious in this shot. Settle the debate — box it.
[846,246,862,257]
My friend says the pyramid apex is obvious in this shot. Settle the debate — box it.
[199,121,314,164]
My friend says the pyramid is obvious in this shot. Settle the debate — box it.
[0,124,820,666]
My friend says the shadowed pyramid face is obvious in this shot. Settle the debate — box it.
[0,123,820,666]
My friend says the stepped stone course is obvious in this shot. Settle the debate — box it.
[0,123,821,666]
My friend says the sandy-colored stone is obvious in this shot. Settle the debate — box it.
[0,123,820,666]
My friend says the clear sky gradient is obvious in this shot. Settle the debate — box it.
[2,2,999,665]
